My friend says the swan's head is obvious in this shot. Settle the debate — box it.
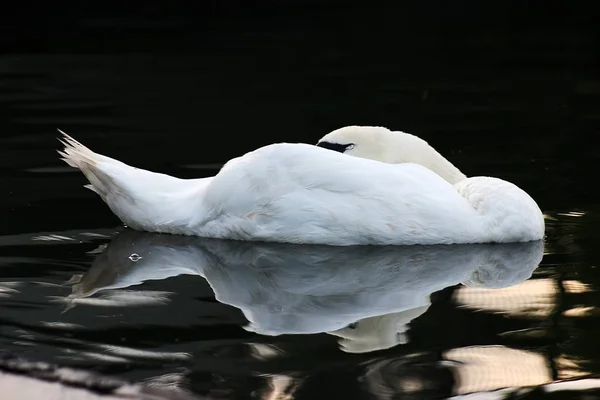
[317,126,394,162]
[316,125,467,184]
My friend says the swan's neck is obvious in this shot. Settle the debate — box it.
[387,132,467,184]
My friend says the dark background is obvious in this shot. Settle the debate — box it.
[1,2,598,199]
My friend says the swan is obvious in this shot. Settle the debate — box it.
[66,230,544,352]
[56,127,544,246]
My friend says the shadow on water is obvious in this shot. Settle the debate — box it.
[1,1,599,399]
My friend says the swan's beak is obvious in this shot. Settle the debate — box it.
[315,141,349,153]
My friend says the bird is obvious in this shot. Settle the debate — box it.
[56,126,544,246]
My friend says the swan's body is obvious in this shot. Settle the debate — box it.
[57,127,544,246]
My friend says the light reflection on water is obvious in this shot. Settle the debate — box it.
[0,210,597,399]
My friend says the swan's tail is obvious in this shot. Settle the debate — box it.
[58,130,123,198]
[57,130,203,233]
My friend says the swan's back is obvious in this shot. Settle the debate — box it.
[197,143,484,245]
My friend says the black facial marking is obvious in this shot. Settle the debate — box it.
[316,141,355,153]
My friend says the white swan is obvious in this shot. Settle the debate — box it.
[66,230,544,352]
[57,126,544,246]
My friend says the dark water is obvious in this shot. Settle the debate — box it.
[1,2,599,399]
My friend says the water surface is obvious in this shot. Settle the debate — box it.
[1,3,599,399]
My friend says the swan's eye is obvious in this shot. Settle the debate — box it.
[316,141,356,153]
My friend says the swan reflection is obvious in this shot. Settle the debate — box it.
[68,230,544,353]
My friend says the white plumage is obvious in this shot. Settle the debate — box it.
[57,126,544,246]
[68,230,544,349]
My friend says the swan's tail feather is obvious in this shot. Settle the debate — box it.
[57,129,119,199]
[57,129,99,167]
[83,184,98,193]
[56,129,201,233]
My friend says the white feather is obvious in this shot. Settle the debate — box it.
[57,127,544,245]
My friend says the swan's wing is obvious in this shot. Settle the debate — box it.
[212,142,461,200]
[203,144,480,245]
